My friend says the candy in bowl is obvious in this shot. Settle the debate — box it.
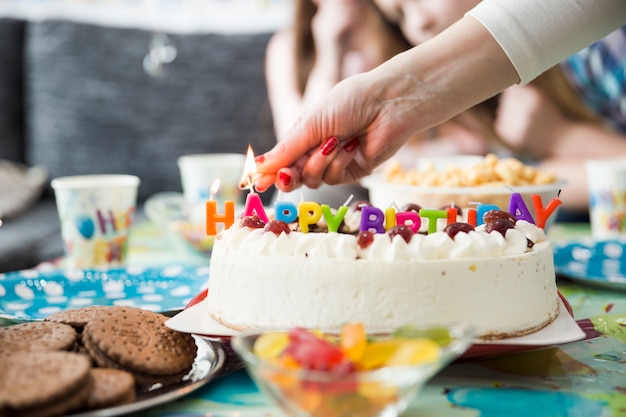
[231,322,474,417]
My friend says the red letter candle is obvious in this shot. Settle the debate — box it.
[532,193,562,229]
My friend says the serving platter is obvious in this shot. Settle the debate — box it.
[166,293,586,358]
[67,335,226,417]
[0,265,209,322]
[553,238,626,291]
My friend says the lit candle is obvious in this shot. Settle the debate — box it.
[508,192,535,224]
[240,145,269,223]
[532,191,562,229]
[205,179,235,236]
[360,206,386,233]
[299,202,322,233]
[418,209,447,234]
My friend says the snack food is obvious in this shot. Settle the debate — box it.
[82,307,197,386]
[84,368,136,410]
[0,321,78,356]
[0,351,93,417]
[207,209,559,340]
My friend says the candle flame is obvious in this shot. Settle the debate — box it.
[239,145,258,191]
[209,179,220,200]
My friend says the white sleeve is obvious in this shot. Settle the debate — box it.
[467,0,626,84]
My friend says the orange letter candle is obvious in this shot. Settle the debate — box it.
[206,200,235,235]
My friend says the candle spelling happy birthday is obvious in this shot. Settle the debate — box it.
[205,147,563,236]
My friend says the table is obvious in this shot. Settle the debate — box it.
[3,222,626,417]
[136,222,626,417]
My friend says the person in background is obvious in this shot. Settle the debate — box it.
[257,0,625,218]
[265,0,410,206]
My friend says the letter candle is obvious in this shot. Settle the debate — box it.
[205,179,235,235]
[298,202,322,233]
[322,194,352,233]
[446,204,458,225]
[241,146,269,223]
[418,208,447,234]
[508,191,535,224]
[532,190,562,229]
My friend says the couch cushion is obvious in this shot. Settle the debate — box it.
[0,18,26,162]
[24,20,276,201]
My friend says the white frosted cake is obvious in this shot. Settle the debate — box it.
[207,212,559,340]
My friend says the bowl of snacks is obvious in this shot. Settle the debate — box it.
[361,154,565,229]
[231,322,474,417]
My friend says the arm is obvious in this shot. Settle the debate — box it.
[256,0,626,192]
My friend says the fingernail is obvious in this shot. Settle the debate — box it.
[319,136,339,156]
[342,137,360,152]
[278,171,292,187]
[255,155,265,163]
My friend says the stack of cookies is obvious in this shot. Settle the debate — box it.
[0,306,198,417]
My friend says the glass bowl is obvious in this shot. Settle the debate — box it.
[231,322,474,417]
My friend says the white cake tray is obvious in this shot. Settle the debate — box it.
[166,294,586,357]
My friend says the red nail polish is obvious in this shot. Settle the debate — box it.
[342,137,360,152]
[255,155,265,163]
[278,171,291,187]
[319,136,339,156]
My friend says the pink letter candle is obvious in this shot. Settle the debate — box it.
[360,206,386,233]
[274,201,298,224]
[206,200,235,235]
[298,202,322,233]
[508,193,535,224]
[396,211,421,233]
[418,209,447,234]
[322,204,348,233]
[243,192,269,223]
[532,193,562,229]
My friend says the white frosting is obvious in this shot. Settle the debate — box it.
[207,220,558,339]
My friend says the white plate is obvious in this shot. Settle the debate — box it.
[67,335,225,417]
[166,297,585,349]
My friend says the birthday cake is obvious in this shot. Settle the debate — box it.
[206,202,560,340]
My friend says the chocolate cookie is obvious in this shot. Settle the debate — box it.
[0,321,78,357]
[45,306,125,332]
[83,368,136,410]
[0,351,93,417]
[82,307,197,387]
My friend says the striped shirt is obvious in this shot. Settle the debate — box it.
[560,26,626,133]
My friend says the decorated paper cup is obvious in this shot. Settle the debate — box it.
[178,153,245,225]
[586,158,626,239]
[51,174,140,268]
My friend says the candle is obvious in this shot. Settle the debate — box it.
[299,202,322,233]
[396,211,421,233]
[508,193,535,224]
[385,207,397,230]
[360,206,386,233]
[240,145,269,223]
[476,204,500,226]
[532,191,562,229]
[418,209,447,234]
[467,208,477,226]
[275,201,298,224]
[446,205,458,225]
[205,179,235,235]
[206,200,235,235]
[321,204,347,233]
